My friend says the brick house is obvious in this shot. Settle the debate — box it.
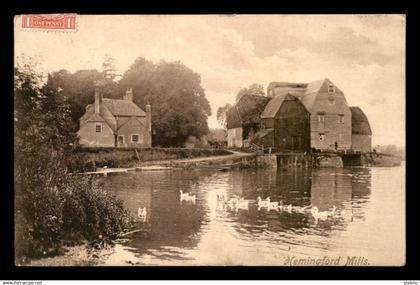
[77,86,152,148]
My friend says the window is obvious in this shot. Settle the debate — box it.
[338,133,343,141]
[328,96,335,105]
[328,84,335,93]
[318,114,325,123]
[338,114,344,123]
[131,134,143,143]
[319,133,325,141]
[117,135,124,146]
[95,123,102,133]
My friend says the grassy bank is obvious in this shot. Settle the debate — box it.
[67,147,233,172]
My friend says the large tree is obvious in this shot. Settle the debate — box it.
[46,69,104,131]
[235,83,265,102]
[119,58,211,147]
[46,56,120,130]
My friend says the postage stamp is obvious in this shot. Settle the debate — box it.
[20,14,77,32]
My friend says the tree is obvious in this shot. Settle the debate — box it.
[46,69,104,131]
[102,54,118,81]
[15,57,132,258]
[216,103,232,128]
[119,58,211,147]
[235,83,265,102]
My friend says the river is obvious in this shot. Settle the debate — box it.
[96,164,405,266]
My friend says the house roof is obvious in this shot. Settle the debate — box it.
[102,98,146,117]
[350,107,372,135]
[86,112,105,122]
[226,106,242,129]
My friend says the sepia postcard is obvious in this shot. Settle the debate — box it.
[14,14,405,267]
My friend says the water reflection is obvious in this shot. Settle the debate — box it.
[98,165,405,266]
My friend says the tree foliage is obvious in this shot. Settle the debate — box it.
[235,83,265,102]
[216,103,232,128]
[119,58,211,147]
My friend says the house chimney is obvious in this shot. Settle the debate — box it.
[94,85,101,113]
[145,104,151,132]
[124,88,133,101]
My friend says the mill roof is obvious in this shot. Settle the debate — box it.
[350,106,372,135]
[267,78,339,112]
[260,93,288,118]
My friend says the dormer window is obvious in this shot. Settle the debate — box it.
[328,84,335,93]
[95,123,102,133]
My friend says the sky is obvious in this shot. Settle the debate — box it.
[14,15,405,147]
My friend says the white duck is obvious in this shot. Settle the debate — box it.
[180,190,196,203]
[257,196,270,208]
[311,206,336,221]
[235,198,249,211]
[278,201,292,213]
[292,204,313,213]
[267,200,279,211]
[137,207,147,222]
[179,190,189,200]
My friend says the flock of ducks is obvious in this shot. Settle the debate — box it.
[137,190,353,223]
[217,194,350,222]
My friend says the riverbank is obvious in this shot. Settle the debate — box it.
[67,147,233,172]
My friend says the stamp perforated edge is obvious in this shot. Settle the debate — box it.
[18,14,78,33]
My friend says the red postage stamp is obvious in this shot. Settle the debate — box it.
[20,14,77,31]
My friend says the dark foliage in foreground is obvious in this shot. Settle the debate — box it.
[14,57,133,259]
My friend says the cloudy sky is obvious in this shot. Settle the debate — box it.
[14,15,405,147]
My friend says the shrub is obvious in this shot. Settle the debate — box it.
[16,172,134,258]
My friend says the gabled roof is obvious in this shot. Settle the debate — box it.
[267,78,340,112]
[260,93,288,118]
[86,113,105,122]
[350,107,372,135]
[116,115,146,132]
[261,93,309,119]
[102,98,146,117]
[226,106,242,129]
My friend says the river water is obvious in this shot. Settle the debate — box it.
[96,164,405,266]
